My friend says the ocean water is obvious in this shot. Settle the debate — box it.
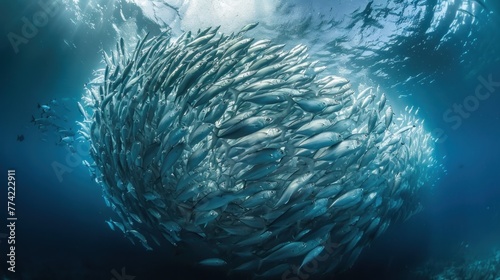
[0,0,499,279]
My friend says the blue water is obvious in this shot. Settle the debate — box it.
[1,0,500,279]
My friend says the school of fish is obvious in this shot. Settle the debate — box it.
[78,23,438,278]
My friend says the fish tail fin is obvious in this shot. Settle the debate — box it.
[31,115,35,123]
[275,96,294,122]
[227,161,240,177]
[209,130,221,150]
[257,258,264,272]
[228,87,241,105]
[301,157,316,173]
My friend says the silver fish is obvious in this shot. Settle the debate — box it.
[80,28,439,278]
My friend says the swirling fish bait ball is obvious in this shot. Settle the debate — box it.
[80,24,437,277]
